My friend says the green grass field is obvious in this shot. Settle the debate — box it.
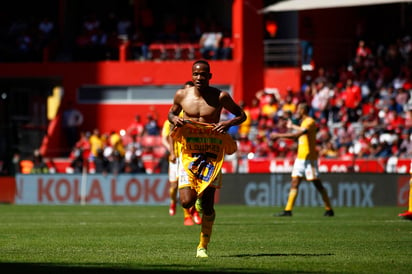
[0,205,411,274]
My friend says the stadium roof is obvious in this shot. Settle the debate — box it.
[262,0,412,13]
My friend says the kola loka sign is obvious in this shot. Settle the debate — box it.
[15,174,169,205]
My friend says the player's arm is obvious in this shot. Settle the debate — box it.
[286,119,301,131]
[214,91,247,133]
[168,89,185,127]
[271,126,307,140]
[167,135,177,162]
[161,131,171,152]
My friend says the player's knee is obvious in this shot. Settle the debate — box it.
[180,198,195,209]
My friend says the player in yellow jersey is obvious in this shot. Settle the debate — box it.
[169,60,246,258]
[270,103,334,217]
[398,160,412,220]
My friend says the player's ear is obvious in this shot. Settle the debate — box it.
[209,73,213,80]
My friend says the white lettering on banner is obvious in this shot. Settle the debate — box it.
[15,174,169,205]
[244,175,375,207]
[337,183,374,207]
[319,164,360,173]
[398,182,410,205]
[269,160,293,173]
[396,165,408,173]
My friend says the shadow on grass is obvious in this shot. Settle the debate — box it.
[225,253,334,258]
[0,263,205,274]
[0,261,330,274]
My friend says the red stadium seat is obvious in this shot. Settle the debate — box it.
[148,43,166,60]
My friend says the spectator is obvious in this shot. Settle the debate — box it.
[261,96,279,120]
[270,113,295,158]
[31,149,49,174]
[335,122,354,149]
[109,130,125,157]
[109,150,125,175]
[93,148,110,174]
[355,40,372,65]
[199,22,222,60]
[388,97,404,114]
[253,133,271,158]
[398,131,412,158]
[248,98,261,136]
[69,148,84,173]
[256,88,280,108]
[74,131,91,160]
[313,67,329,86]
[124,131,143,157]
[116,14,132,41]
[319,140,339,159]
[143,114,160,136]
[385,109,405,130]
[310,79,330,121]
[37,16,55,50]
[127,114,145,138]
[280,90,297,114]
[89,128,104,160]
[83,12,100,33]
[16,29,34,61]
[124,147,146,174]
[341,78,362,122]
[352,130,373,158]
[339,145,355,161]
[404,106,412,131]
[220,31,233,60]
[237,101,252,138]
[237,134,255,161]
[395,87,410,106]
[11,152,21,175]
[130,29,149,60]
[360,101,380,131]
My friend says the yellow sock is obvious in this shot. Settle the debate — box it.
[285,188,297,211]
[183,208,191,218]
[320,188,332,211]
[408,178,412,212]
[169,184,177,204]
[198,212,215,250]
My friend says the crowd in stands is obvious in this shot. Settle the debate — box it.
[65,111,165,175]
[0,9,232,62]
[15,35,412,175]
[0,15,57,62]
[235,37,412,162]
[16,111,166,175]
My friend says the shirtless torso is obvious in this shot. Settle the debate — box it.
[169,61,245,132]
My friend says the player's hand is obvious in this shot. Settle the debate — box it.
[172,117,185,127]
[213,122,229,133]
[169,154,177,163]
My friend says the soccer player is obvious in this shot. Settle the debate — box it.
[161,80,202,226]
[398,161,412,220]
[168,60,246,258]
[270,103,334,217]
